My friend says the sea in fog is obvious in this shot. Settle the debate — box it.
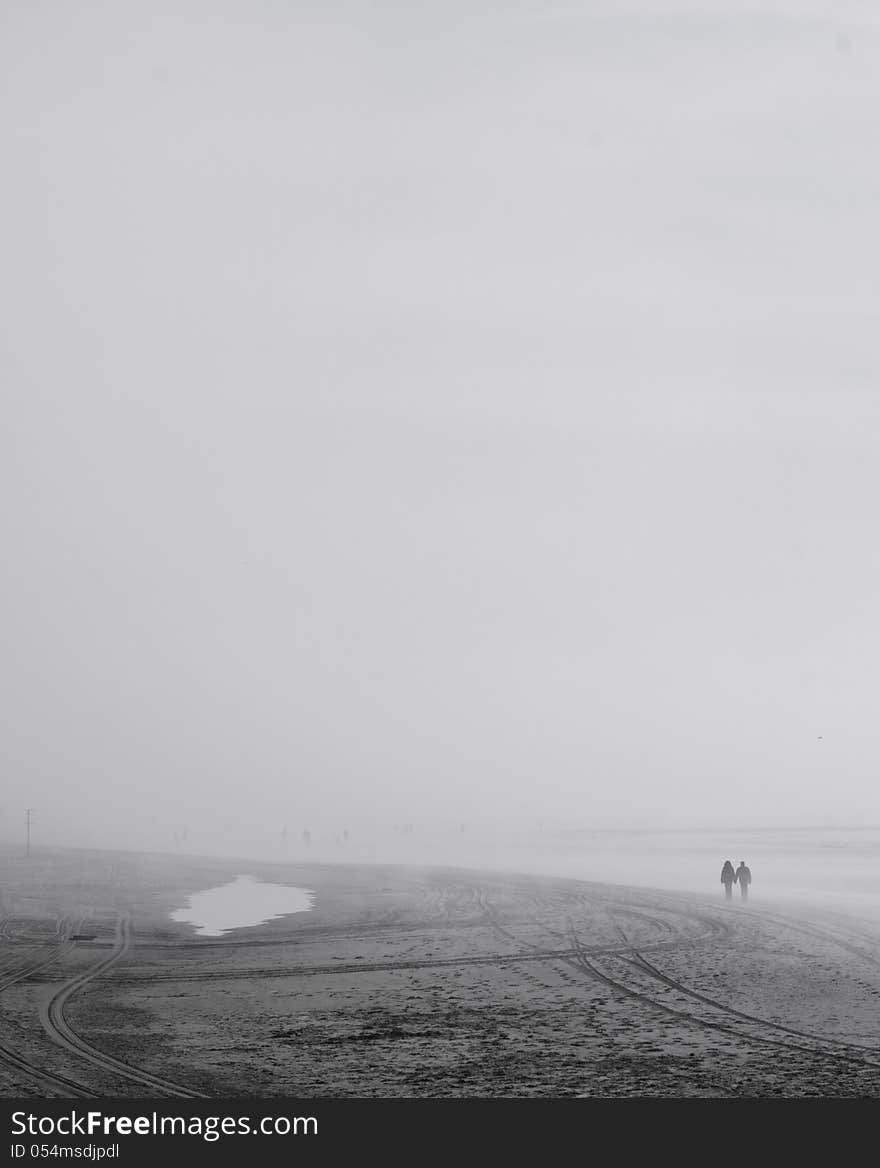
[267,824,880,913]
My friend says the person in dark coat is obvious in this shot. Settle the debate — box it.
[735,861,752,900]
[721,860,736,900]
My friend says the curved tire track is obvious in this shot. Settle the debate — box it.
[472,887,880,1079]
[626,947,880,1059]
[39,913,206,1099]
[0,918,93,1097]
[565,919,880,1077]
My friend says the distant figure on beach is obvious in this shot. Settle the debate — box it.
[721,860,736,900]
[735,861,752,900]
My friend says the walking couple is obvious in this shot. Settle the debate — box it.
[721,859,751,900]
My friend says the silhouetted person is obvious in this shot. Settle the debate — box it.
[735,860,751,900]
[721,859,735,900]
[303,829,311,845]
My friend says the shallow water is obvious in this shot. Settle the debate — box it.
[170,874,313,936]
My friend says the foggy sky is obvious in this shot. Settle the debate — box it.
[3,1,880,855]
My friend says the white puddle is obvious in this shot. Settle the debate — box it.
[171,875,314,937]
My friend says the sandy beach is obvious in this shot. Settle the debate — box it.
[3,847,880,1098]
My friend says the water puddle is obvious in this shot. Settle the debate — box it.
[170,875,313,937]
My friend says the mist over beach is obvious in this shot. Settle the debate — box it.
[3,0,880,861]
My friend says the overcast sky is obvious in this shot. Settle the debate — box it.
[2,1,880,855]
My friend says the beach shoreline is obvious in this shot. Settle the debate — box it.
[2,847,880,1098]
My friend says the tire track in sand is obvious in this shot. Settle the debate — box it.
[0,917,93,1097]
[625,946,880,1057]
[564,918,880,1076]
[473,886,880,1077]
[39,913,206,1099]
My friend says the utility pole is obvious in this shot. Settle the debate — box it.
[25,808,33,857]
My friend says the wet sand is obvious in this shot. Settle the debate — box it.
[3,847,880,1097]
